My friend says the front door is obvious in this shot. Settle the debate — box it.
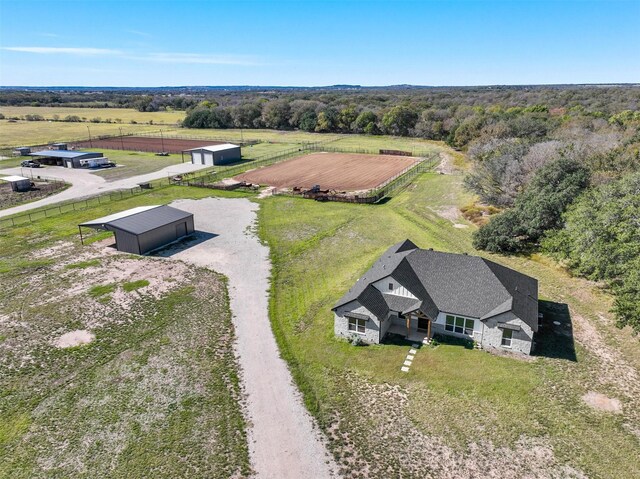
[417,317,429,332]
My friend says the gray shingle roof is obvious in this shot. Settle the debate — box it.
[381,293,421,314]
[333,240,539,331]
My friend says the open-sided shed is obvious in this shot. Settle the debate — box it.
[0,175,32,192]
[29,150,103,168]
[79,205,194,255]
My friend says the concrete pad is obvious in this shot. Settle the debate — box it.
[412,343,420,348]
[401,366,410,372]
[403,360,412,366]
[409,349,417,354]
[406,355,415,361]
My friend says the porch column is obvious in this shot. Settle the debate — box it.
[427,319,432,339]
[406,315,411,337]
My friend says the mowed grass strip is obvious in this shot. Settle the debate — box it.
[257,172,640,478]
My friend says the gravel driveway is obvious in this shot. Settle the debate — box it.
[159,197,337,479]
[0,162,207,218]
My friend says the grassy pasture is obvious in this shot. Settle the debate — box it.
[0,121,159,149]
[257,171,640,478]
[0,106,185,125]
[92,150,183,181]
[0,186,251,478]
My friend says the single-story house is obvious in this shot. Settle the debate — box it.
[186,143,241,166]
[332,240,539,355]
[29,150,103,168]
[78,205,194,255]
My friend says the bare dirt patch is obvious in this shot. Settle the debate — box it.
[582,391,622,413]
[53,329,95,348]
[72,136,223,154]
[235,152,418,191]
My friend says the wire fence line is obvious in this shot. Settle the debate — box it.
[275,154,439,204]
[0,143,440,229]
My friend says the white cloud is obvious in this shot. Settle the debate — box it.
[2,47,121,56]
[140,52,262,66]
[126,29,151,38]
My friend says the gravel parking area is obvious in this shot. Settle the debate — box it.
[159,197,337,479]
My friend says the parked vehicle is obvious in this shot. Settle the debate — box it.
[21,160,41,168]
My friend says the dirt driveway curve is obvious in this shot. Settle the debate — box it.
[0,162,207,219]
[160,197,337,479]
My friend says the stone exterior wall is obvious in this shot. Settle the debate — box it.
[482,311,534,355]
[334,300,381,344]
[430,310,534,355]
[335,305,535,354]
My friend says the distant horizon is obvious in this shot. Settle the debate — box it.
[1,0,639,87]
[2,83,639,90]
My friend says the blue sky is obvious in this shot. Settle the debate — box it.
[0,0,638,86]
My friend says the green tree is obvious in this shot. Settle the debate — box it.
[261,99,291,129]
[473,157,590,253]
[354,111,378,134]
[381,105,418,136]
[338,106,358,132]
[315,107,338,132]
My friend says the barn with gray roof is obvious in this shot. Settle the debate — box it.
[79,205,194,255]
[332,240,539,354]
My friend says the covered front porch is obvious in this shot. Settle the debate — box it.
[384,310,433,343]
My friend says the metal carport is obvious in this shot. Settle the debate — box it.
[79,205,194,254]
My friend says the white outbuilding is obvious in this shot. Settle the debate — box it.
[185,143,241,166]
[0,175,32,192]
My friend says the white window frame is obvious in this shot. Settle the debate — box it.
[445,314,475,335]
[348,317,366,334]
[501,328,513,348]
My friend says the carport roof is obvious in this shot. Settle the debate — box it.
[0,175,30,182]
[80,205,192,235]
[29,150,98,159]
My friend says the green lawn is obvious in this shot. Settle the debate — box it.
[257,172,640,478]
[0,186,251,478]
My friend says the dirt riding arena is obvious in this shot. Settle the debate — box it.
[72,136,223,154]
[235,152,419,191]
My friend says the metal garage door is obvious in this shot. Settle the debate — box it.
[204,153,214,165]
[191,152,203,164]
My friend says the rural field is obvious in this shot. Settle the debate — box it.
[0,187,252,478]
[236,152,419,191]
[257,170,640,478]
[0,126,638,478]
[0,106,185,125]
[0,179,68,209]
[72,136,223,154]
[0,120,162,150]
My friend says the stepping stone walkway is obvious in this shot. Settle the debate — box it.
[401,343,422,372]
